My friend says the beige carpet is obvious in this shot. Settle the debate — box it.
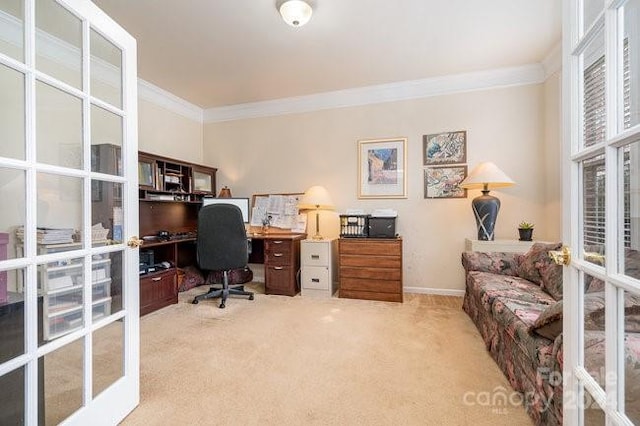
[121,283,533,426]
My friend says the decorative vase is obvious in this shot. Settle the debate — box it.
[518,228,533,241]
[471,190,500,241]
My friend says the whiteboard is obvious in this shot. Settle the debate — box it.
[202,197,250,223]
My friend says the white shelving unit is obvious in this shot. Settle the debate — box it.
[300,238,337,298]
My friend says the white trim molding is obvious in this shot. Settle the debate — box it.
[404,286,466,297]
[137,79,203,122]
[203,64,546,123]
[542,42,562,78]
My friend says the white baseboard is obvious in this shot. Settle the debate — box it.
[403,287,465,297]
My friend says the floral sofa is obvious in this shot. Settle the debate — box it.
[462,243,564,425]
[462,243,640,425]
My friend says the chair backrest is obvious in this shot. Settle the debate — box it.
[197,204,248,271]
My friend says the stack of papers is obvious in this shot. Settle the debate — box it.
[16,226,75,244]
[371,209,398,218]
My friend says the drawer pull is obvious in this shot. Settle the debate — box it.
[273,253,284,257]
[272,240,284,244]
[151,277,162,282]
[311,278,320,283]
[273,266,284,270]
[311,255,320,260]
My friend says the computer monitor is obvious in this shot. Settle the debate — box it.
[201,197,250,223]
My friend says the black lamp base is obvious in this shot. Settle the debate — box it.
[472,190,501,241]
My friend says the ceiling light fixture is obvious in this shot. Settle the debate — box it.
[279,0,313,27]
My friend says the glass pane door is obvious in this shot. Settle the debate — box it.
[0,0,139,424]
[565,0,640,424]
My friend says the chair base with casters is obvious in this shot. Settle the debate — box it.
[192,270,254,308]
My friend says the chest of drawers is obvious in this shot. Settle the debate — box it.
[338,238,403,302]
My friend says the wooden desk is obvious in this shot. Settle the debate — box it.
[248,232,306,296]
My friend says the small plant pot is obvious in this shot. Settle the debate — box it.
[518,228,534,241]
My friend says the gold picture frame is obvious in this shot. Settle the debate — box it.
[358,137,407,199]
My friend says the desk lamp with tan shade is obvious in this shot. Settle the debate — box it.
[298,186,334,240]
[459,162,515,241]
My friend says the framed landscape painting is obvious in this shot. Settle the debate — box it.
[358,137,407,199]
[424,166,467,199]
[423,131,467,165]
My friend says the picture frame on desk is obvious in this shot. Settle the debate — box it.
[138,155,156,190]
[358,137,407,199]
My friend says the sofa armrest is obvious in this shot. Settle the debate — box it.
[461,251,520,276]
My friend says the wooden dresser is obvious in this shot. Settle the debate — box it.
[263,235,304,296]
[338,238,403,302]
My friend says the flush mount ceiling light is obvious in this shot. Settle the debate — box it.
[279,0,313,27]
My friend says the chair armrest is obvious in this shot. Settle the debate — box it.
[461,251,520,276]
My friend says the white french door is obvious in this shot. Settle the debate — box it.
[0,0,139,424]
[563,0,640,424]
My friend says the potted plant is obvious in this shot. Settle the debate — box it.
[518,221,535,241]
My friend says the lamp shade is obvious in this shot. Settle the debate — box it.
[279,0,313,27]
[298,185,334,210]
[459,162,515,190]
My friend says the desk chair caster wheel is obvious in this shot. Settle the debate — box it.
[219,302,225,309]
[249,294,254,300]
[192,299,199,305]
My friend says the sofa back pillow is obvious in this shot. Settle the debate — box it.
[540,260,563,300]
[516,242,562,287]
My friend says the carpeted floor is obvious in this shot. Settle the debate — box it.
[120,283,532,425]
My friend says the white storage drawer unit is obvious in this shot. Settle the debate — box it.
[300,239,337,297]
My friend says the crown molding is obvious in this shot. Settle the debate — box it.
[0,10,204,123]
[137,79,203,122]
[542,42,562,78]
[203,64,546,123]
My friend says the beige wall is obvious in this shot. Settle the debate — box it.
[138,99,203,163]
[203,83,563,292]
[543,71,562,242]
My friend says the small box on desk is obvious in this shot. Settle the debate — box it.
[368,217,396,238]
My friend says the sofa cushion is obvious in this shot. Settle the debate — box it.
[540,260,563,300]
[491,297,556,366]
[516,242,562,286]
[466,271,556,313]
[531,300,563,340]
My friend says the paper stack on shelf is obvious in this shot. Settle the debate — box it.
[16,226,75,244]
[371,209,398,217]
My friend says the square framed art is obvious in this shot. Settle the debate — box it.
[358,137,407,199]
[424,165,467,199]
[423,130,467,165]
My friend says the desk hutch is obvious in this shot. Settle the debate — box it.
[137,151,216,315]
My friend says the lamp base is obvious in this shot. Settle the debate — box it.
[472,191,501,241]
[312,234,324,240]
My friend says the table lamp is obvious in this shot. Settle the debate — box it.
[459,162,515,241]
[298,185,334,240]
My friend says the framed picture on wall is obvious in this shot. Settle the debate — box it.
[424,165,467,199]
[358,137,407,199]
[423,130,467,165]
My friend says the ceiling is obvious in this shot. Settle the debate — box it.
[91,0,562,109]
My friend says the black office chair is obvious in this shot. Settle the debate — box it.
[192,204,254,308]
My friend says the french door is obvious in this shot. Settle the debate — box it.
[0,0,139,424]
[563,0,640,424]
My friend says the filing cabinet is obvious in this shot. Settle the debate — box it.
[300,239,337,298]
[264,237,302,296]
[139,269,177,316]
